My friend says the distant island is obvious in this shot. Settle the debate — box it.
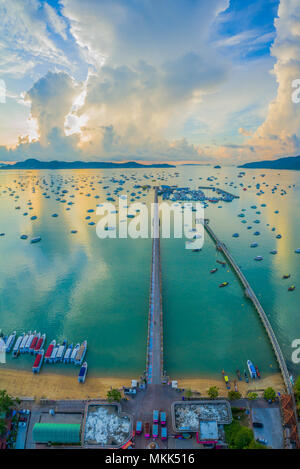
[0,158,175,170]
[239,155,300,170]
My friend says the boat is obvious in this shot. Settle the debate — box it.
[34,334,46,354]
[216,260,226,266]
[12,333,24,357]
[19,332,30,353]
[56,340,67,362]
[288,285,295,291]
[254,256,263,261]
[5,331,16,353]
[31,236,42,244]
[247,360,257,379]
[75,340,87,365]
[210,268,218,274]
[244,370,249,383]
[222,370,230,389]
[78,361,88,383]
[29,333,40,354]
[283,274,291,279]
[70,343,80,363]
[25,331,36,352]
[63,343,73,363]
[255,366,261,379]
[32,349,44,374]
[50,343,59,363]
[219,282,229,288]
[44,340,56,363]
[236,369,242,381]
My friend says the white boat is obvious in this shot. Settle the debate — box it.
[5,331,16,353]
[63,344,73,363]
[50,343,59,363]
[78,362,88,383]
[29,332,41,354]
[19,332,30,353]
[25,331,36,352]
[13,333,24,357]
[70,343,80,363]
[247,360,257,379]
[34,333,46,354]
[75,341,87,365]
[32,349,44,374]
[56,341,67,362]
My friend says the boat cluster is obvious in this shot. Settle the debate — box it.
[158,185,237,204]
[222,360,261,390]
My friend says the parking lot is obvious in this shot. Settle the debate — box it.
[251,406,284,449]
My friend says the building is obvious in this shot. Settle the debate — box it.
[33,423,81,445]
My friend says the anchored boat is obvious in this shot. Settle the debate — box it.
[5,331,16,353]
[78,361,88,383]
[70,343,80,363]
[12,333,24,358]
[247,360,257,379]
[32,349,44,374]
[45,340,56,363]
[29,332,40,354]
[63,343,73,363]
[56,340,67,362]
[75,340,87,365]
[34,334,46,354]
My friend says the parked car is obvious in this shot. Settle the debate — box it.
[256,438,268,445]
[253,421,263,428]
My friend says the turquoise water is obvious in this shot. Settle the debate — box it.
[0,166,299,380]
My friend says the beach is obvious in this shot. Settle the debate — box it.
[0,368,284,401]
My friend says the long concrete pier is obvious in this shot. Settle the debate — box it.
[204,219,293,395]
[146,188,163,385]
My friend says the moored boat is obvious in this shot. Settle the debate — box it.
[29,333,40,354]
[13,333,24,357]
[210,268,218,274]
[19,332,30,353]
[63,343,73,363]
[5,331,16,353]
[34,334,46,354]
[75,340,87,365]
[44,340,56,363]
[247,360,257,379]
[219,282,229,288]
[70,343,80,363]
[56,340,67,362]
[78,361,88,383]
[288,285,295,291]
[32,349,44,374]
[50,343,59,363]
[255,366,261,379]
[25,331,36,352]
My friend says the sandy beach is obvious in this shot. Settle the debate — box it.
[0,368,285,402]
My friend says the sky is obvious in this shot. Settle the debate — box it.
[0,0,299,164]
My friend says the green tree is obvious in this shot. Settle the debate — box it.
[263,387,276,402]
[107,388,122,403]
[248,439,267,449]
[294,376,300,402]
[0,418,6,436]
[248,392,258,400]
[234,427,253,449]
[0,390,14,414]
[184,388,193,399]
[207,386,219,399]
[228,390,242,401]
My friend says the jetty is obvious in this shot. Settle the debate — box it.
[146,188,163,385]
[204,219,293,394]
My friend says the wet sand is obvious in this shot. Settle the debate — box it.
[0,368,131,401]
[179,373,285,397]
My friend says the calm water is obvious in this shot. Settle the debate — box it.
[0,166,299,380]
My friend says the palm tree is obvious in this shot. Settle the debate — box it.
[0,390,14,414]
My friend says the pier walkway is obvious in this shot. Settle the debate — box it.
[146,188,163,385]
[204,219,293,395]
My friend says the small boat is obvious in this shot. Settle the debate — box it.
[44,340,56,363]
[25,331,36,352]
[19,332,30,353]
[75,340,87,365]
[236,369,242,381]
[244,370,249,383]
[78,361,88,383]
[30,236,42,244]
[56,340,67,362]
[50,343,59,363]
[216,260,226,266]
[29,332,40,354]
[34,334,46,354]
[283,274,291,279]
[254,256,263,261]
[70,343,80,363]
[222,370,230,389]
[288,285,295,291]
[255,366,261,379]
[32,349,44,374]
[219,282,229,288]
[247,360,257,379]
[13,333,24,357]
[63,343,73,363]
[210,268,218,274]
[5,331,16,353]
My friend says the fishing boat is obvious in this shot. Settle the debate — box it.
[32,349,44,374]
[19,332,30,353]
[75,340,87,365]
[63,343,73,363]
[210,268,218,274]
[244,370,249,383]
[12,333,24,357]
[254,256,263,261]
[216,260,226,266]
[236,369,242,381]
[25,331,36,352]
[78,361,88,383]
[34,334,46,354]
[50,343,59,363]
[5,331,16,353]
[56,340,67,362]
[255,366,261,379]
[247,360,257,379]
[44,340,56,363]
[222,370,230,389]
[288,285,295,291]
[70,343,80,363]
[29,333,40,354]
[283,274,291,279]
[219,282,229,288]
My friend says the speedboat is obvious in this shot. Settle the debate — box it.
[78,362,88,383]
[254,256,263,261]
[247,360,257,379]
[219,282,229,288]
[283,274,290,279]
[288,285,295,291]
[210,268,218,274]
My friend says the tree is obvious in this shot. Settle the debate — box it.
[248,439,267,449]
[0,418,6,436]
[248,392,258,400]
[234,427,253,449]
[0,390,14,414]
[107,388,122,403]
[263,387,276,402]
[208,386,219,399]
[294,376,300,402]
[228,390,241,401]
[184,388,193,399]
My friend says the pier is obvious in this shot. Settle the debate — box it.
[146,188,163,385]
[204,219,293,395]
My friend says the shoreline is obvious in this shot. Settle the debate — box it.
[0,368,285,401]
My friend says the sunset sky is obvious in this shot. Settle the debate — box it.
[0,0,299,164]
